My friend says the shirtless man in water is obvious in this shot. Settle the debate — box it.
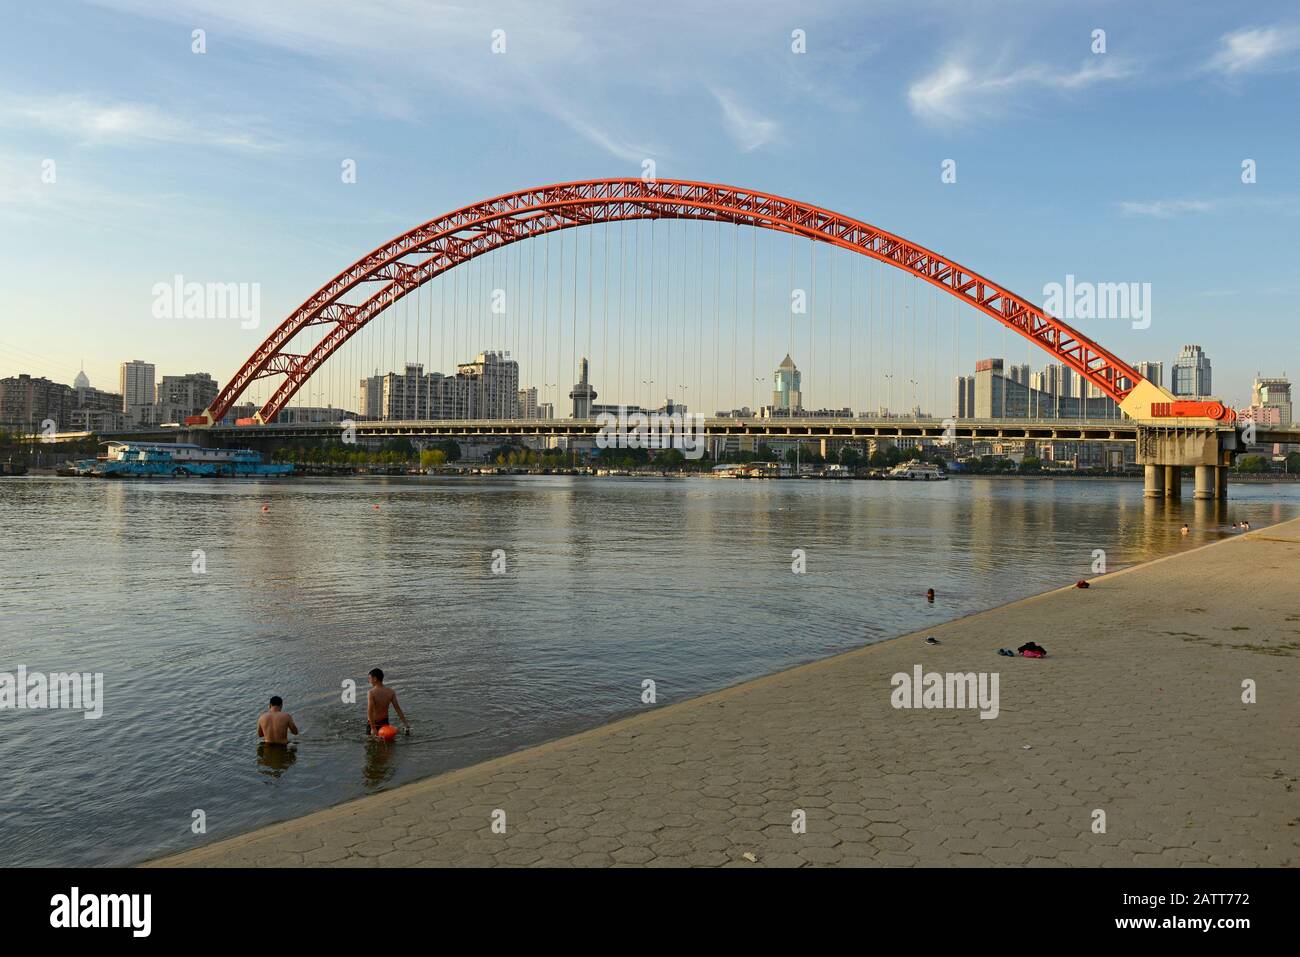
[367,668,410,735]
[257,696,300,744]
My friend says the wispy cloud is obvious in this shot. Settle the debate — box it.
[84,0,645,162]
[1118,194,1300,218]
[0,93,284,152]
[711,89,778,152]
[1118,198,1216,219]
[84,0,808,163]
[907,56,1134,124]
[533,93,657,164]
[1207,26,1300,76]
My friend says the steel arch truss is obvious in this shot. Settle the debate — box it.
[200,178,1144,425]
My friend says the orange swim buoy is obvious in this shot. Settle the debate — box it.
[376,724,398,741]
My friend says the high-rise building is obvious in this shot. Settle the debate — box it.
[0,374,73,431]
[1008,364,1031,387]
[380,363,431,420]
[518,387,540,419]
[359,373,384,420]
[569,357,597,418]
[119,360,155,424]
[972,359,1114,420]
[772,354,802,411]
[156,372,218,422]
[374,364,467,420]
[1040,363,1073,398]
[361,352,518,421]
[460,351,519,419]
[953,376,974,419]
[1136,361,1164,390]
[1251,375,1292,426]
[1171,345,1211,397]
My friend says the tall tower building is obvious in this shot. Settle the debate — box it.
[518,386,540,419]
[119,360,155,424]
[1252,375,1292,426]
[459,351,520,419]
[1172,345,1211,397]
[1136,361,1164,390]
[359,372,384,420]
[568,357,597,418]
[772,354,802,411]
[953,376,974,419]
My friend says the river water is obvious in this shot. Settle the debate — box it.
[2,474,1297,866]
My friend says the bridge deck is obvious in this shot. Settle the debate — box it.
[81,417,1298,447]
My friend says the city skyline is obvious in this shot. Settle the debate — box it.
[3,2,1300,412]
[9,340,1294,434]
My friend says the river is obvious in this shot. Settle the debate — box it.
[2,474,1297,866]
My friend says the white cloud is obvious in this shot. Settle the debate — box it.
[907,56,1134,124]
[532,93,657,164]
[1118,195,1300,219]
[1207,26,1300,76]
[1118,199,1216,218]
[82,0,805,163]
[711,89,778,152]
[0,93,283,152]
[83,0,650,163]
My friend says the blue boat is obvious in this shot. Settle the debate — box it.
[74,442,293,478]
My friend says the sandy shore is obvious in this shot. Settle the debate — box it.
[149,518,1300,867]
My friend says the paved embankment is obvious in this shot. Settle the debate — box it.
[150,519,1300,867]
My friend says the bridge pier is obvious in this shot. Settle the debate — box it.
[1143,465,1165,499]
[1194,465,1215,500]
[1164,465,1181,499]
[1137,426,1236,503]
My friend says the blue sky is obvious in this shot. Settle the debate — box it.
[1,0,1297,413]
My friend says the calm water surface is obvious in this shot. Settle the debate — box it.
[2,474,1298,866]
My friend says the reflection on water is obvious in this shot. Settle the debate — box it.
[362,736,401,790]
[256,743,298,779]
[1,473,1298,865]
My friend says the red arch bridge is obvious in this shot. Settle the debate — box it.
[185,178,1264,499]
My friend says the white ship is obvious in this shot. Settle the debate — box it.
[886,460,948,481]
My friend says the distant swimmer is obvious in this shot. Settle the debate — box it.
[367,668,410,736]
[257,696,300,745]
[1180,524,1190,536]
[1243,521,1251,532]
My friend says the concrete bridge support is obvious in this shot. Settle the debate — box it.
[1165,465,1181,499]
[1194,465,1215,500]
[1137,426,1236,503]
[1144,465,1165,498]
